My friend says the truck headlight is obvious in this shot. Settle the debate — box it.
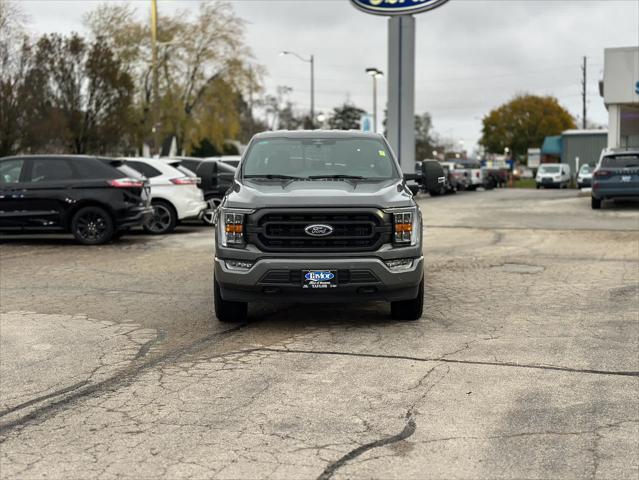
[218,207,253,247]
[386,207,420,246]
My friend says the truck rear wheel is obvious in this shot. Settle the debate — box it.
[214,279,247,322]
[391,277,424,321]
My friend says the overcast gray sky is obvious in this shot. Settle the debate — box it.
[20,0,639,151]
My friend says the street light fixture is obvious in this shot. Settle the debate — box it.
[280,51,315,129]
[365,67,383,133]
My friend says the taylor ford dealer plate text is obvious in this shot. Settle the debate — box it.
[303,271,337,289]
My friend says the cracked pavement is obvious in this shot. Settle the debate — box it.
[0,189,637,479]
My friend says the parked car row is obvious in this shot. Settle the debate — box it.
[415,160,499,196]
[0,155,237,244]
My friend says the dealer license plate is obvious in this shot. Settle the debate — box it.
[621,175,631,182]
[303,270,337,289]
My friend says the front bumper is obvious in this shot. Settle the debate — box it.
[215,256,424,303]
[537,178,563,187]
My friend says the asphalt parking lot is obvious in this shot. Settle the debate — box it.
[1,189,638,479]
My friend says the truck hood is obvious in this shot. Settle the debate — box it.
[225,178,414,209]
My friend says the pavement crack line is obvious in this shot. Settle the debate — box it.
[134,328,167,360]
[255,348,639,377]
[0,322,251,436]
[317,412,417,480]
[0,381,89,419]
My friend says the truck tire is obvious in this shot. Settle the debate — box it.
[391,277,424,321]
[214,278,247,322]
[591,196,602,210]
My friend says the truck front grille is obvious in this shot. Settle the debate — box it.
[247,209,391,253]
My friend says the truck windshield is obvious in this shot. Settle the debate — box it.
[601,155,639,168]
[539,165,560,174]
[242,137,397,180]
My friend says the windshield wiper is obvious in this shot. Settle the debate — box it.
[307,174,366,180]
[244,174,304,180]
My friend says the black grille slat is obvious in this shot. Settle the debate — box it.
[349,270,379,283]
[259,269,378,285]
[259,270,291,284]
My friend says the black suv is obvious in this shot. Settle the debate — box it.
[0,155,152,244]
[214,131,424,323]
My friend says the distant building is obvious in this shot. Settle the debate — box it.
[601,47,639,149]
[540,130,607,173]
[561,129,608,172]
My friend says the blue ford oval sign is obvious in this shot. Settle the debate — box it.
[351,0,450,16]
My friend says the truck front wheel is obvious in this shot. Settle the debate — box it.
[391,277,424,321]
[214,279,248,322]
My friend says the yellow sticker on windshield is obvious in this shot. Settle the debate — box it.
[378,150,386,157]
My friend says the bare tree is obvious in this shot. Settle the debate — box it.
[84,0,262,154]
[0,0,33,155]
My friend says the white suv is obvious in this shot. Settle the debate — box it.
[122,158,207,234]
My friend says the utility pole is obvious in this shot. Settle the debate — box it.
[151,0,160,156]
[310,55,315,129]
[581,56,587,129]
[248,65,254,136]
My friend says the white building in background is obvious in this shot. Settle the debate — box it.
[602,47,639,149]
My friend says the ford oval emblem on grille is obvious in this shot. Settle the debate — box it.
[304,224,334,237]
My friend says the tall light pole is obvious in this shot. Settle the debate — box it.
[365,67,383,133]
[151,0,160,155]
[280,51,315,129]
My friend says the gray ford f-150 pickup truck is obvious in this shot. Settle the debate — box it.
[214,130,424,322]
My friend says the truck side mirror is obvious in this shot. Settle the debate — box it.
[403,173,418,182]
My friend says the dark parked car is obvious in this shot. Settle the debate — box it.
[213,155,241,169]
[0,155,152,244]
[419,160,447,196]
[170,157,236,225]
[591,150,639,209]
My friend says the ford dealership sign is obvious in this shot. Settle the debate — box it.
[350,0,450,16]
